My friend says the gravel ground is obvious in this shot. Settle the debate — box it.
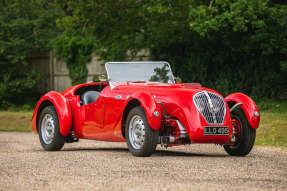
[0,132,286,191]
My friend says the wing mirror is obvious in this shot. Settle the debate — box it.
[93,74,107,82]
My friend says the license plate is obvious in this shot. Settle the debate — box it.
[204,127,229,135]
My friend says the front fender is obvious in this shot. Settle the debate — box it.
[31,91,72,136]
[225,93,260,129]
[128,92,162,130]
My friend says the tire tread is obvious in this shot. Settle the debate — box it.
[125,106,158,157]
[224,108,256,156]
[38,106,65,151]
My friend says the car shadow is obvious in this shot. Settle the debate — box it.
[60,147,227,158]
[154,150,227,157]
[62,147,128,152]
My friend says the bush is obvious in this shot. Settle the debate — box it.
[53,34,95,85]
[149,0,287,99]
[0,0,61,108]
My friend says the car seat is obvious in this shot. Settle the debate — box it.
[82,91,100,105]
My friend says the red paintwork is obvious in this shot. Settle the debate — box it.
[225,93,260,129]
[125,91,162,130]
[183,83,202,87]
[32,82,260,145]
[31,91,72,136]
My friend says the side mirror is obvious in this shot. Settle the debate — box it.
[93,74,107,82]
[99,74,107,82]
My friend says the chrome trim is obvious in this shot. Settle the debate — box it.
[231,126,236,143]
[169,136,175,143]
[254,111,260,117]
[40,114,55,144]
[193,91,226,125]
[153,111,160,117]
[128,115,145,149]
[229,102,243,113]
[116,95,122,100]
[176,120,188,138]
[203,91,217,124]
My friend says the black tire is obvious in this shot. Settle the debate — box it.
[125,106,159,157]
[224,108,256,156]
[38,106,65,151]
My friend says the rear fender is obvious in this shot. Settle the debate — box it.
[128,92,162,130]
[225,93,260,129]
[31,91,72,136]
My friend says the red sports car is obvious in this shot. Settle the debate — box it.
[32,62,260,157]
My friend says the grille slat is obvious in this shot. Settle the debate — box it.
[193,91,226,125]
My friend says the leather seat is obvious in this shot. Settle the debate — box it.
[82,91,100,105]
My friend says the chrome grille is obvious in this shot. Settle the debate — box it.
[193,91,226,125]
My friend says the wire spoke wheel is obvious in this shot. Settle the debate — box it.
[231,116,243,148]
[224,108,256,156]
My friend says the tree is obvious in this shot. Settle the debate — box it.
[144,0,287,98]
[0,0,61,107]
[1,0,286,107]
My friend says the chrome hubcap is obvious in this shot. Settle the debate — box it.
[41,114,55,144]
[129,115,145,149]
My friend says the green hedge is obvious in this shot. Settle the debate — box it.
[1,0,287,109]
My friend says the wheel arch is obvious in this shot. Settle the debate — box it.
[36,100,54,132]
[121,92,162,137]
[225,93,260,129]
[31,91,73,136]
[121,99,141,138]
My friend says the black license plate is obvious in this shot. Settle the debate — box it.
[204,127,229,135]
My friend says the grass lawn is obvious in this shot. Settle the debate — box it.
[0,109,286,147]
[255,111,287,147]
[0,111,32,132]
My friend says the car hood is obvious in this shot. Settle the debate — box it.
[114,82,231,143]
[115,82,223,101]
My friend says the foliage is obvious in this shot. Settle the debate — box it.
[53,34,95,85]
[92,74,100,82]
[149,64,170,83]
[256,99,287,112]
[0,68,40,106]
[1,0,287,107]
[54,0,287,99]
[0,0,61,106]
[53,0,147,61]
[147,0,287,99]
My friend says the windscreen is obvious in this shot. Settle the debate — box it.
[105,62,175,83]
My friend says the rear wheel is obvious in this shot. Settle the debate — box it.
[38,106,65,151]
[224,108,256,156]
[126,106,159,157]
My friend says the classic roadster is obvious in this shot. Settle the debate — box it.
[32,62,260,157]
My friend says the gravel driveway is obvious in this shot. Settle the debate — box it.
[0,132,286,191]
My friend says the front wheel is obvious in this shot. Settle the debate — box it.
[125,106,159,157]
[38,106,65,151]
[224,108,256,156]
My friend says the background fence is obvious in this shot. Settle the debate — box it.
[29,51,106,92]
[29,50,149,92]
